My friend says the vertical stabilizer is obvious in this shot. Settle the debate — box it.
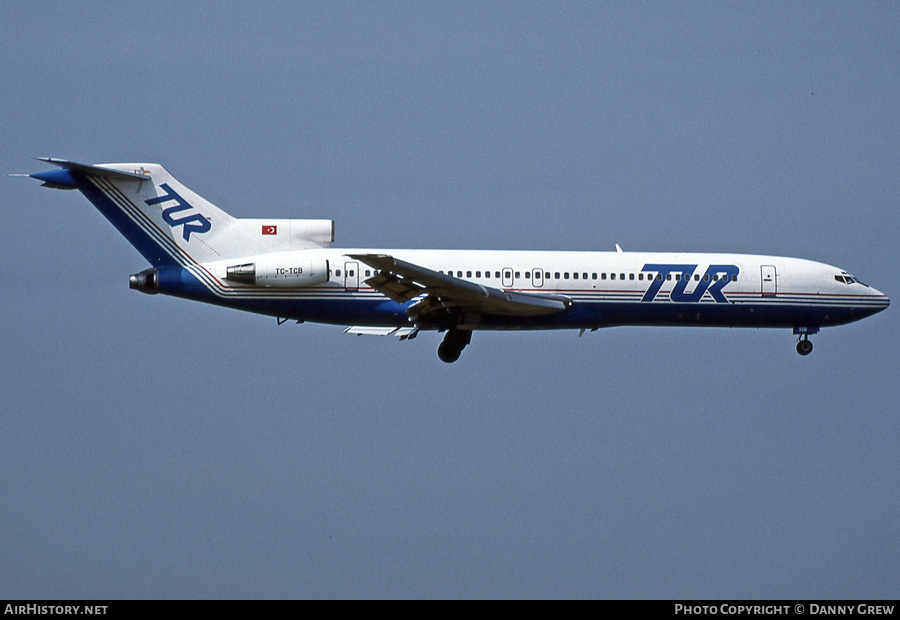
[33,159,334,267]
[73,161,238,266]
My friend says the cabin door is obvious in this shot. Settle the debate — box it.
[761,265,776,297]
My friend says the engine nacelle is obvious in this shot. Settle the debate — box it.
[225,256,329,287]
[233,219,334,249]
[288,220,334,246]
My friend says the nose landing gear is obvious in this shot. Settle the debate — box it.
[796,335,813,356]
[794,327,818,356]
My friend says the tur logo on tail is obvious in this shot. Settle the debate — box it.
[145,183,211,241]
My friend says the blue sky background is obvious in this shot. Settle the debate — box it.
[1,2,898,599]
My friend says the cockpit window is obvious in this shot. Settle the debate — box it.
[835,273,869,287]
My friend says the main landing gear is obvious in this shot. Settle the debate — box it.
[438,329,472,363]
[794,327,818,356]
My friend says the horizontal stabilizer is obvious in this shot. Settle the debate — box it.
[35,158,152,182]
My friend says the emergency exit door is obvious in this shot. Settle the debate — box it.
[344,261,359,290]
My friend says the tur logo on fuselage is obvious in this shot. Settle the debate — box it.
[641,263,739,303]
[145,183,211,241]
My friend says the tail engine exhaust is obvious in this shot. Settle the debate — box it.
[129,268,159,295]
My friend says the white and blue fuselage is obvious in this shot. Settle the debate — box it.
[30,159,889,362]
[176,248,885,331]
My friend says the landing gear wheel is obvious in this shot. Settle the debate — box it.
[438,341,463,363]
[796,337,813,356]
[437,329,472,363]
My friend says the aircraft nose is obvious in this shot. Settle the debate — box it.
[870,287,890,312]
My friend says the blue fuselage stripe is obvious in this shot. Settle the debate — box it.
[153,275,885,330]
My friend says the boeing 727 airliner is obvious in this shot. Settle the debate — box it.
[28,158,889,362]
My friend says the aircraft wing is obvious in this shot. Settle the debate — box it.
[347,253,572,322]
